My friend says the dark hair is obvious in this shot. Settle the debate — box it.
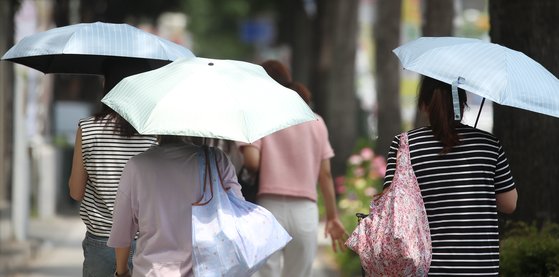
[95,58,153,137]
[288,81,312,104]
[260,60,292,87]
[417,76,467,153]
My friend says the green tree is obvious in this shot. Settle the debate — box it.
[182,0,274,59]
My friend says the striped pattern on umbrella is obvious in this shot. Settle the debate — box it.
[393,37,559,118]
[101,57,317,143]
[2,21,194,74]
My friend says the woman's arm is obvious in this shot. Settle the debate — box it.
[114,247,131,276]
[240,145,260,173]
[496,188,518,214]
[318,159,347,252]
[68,127,87,201]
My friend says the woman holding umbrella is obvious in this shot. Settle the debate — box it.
[382,75,518,275]
[68,59,158,277]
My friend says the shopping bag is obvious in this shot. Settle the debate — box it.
[192,147,292,277]
[345,132,431,276]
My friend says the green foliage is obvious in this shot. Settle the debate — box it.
[500,221,559,277]
[332,141,386,276]
[182,0,275,59]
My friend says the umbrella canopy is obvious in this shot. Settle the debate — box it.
[1,21,195,74]
[393,36,559,119]
[101,57,316,143]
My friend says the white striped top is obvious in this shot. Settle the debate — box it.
[79,115,157,237]
[384,124,515,276]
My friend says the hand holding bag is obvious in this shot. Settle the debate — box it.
[345,132,432,276]
[192,147,292,277]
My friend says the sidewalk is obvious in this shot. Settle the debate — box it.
[3,216,341,277]
[6,215,85,277]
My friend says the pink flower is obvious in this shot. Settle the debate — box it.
[364,187,377,197]
[353,167,365,177]
[334,176,346,194]
[348,154,363,165]
[360,147,375,160]
[372,156,387,177]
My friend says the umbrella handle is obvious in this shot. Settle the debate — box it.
[474,98,486,128]
[452,77,465,121]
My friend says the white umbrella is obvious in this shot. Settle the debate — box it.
[101,57,316,143]
[1,21,195,74]
[393,37,559,123]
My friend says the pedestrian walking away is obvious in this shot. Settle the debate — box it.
[239,60,347,277]
[381,76,518,275]
[68,60,158,277]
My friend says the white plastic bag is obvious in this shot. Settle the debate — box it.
[192,147,292,277]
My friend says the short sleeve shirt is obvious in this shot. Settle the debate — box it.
[383,125,516,276]
[242,114,334,201]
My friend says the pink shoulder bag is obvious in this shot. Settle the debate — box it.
[345,132,432,276]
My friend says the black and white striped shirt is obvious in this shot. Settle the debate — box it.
[79,115,157,237]
[384,124,515,276]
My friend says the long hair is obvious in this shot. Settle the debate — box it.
[288,81,312,105]
[417,76,467,153]
[260,60,292,87]
[95,58,153,137]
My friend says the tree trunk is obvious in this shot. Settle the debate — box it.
[413,0,454,128]
[276,0,314,86]
[313,0,359,177]
[374,0,402,157]
[489,0,559,223]
[422,0,454,36]
[0,0,16,231]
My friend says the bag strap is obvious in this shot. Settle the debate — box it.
[372,132,410,200]
[396,132,410,162]
[193,146,214,206]
[192,146,229,206]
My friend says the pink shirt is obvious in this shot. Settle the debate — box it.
[107,143,242,277]
[243,115,334,201]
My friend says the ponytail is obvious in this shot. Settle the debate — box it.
[418,76,467,154]
[288,81,312,104]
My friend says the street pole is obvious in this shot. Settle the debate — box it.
[12,67,31,241]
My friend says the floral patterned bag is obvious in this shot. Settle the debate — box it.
[345,132,432,276]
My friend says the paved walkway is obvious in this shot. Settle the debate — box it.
[3,216,341,277]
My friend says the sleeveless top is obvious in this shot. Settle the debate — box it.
[79,115,157,237]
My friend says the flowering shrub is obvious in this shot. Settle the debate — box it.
[334,145,387,276]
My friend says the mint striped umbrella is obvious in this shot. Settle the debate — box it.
[1,21,194,74]
[393,37,559,125]
[101,57,316,143]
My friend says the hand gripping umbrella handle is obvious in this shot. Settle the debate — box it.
[452,77,465,121]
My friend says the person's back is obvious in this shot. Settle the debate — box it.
[241,60,347,277]
[108,139,243,276]
[78,115,157,236]
[385,125,515,275]
[256,115,331,201]
[68,58,159,276]
[383,76,517,276]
